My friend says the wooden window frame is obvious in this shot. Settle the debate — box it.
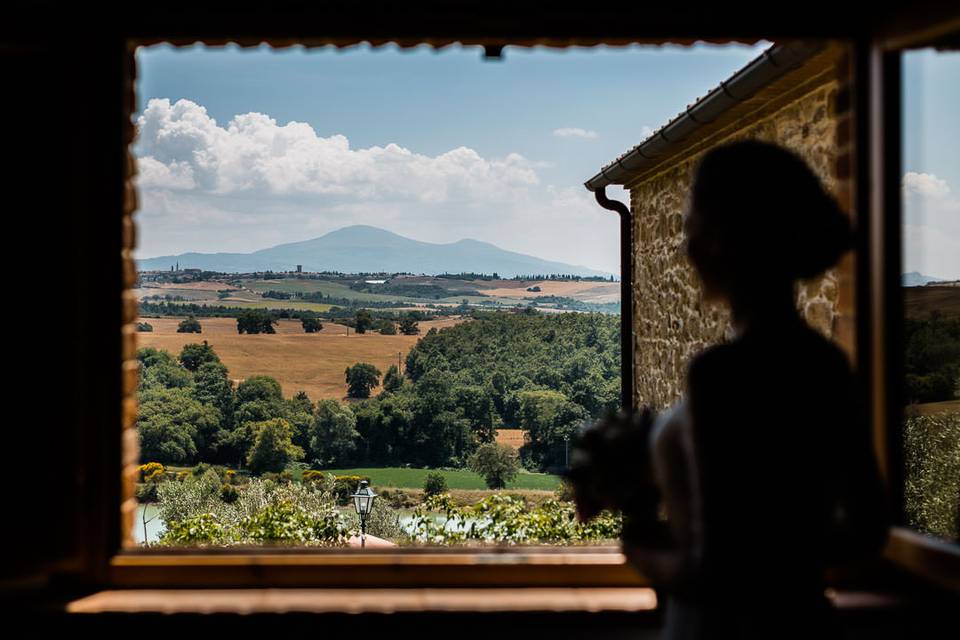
[87,18,958,592]
[861,25,960,592]
[113,34,648,590]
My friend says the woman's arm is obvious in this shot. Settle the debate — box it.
[825,363,891,563]
[621,402,704,595]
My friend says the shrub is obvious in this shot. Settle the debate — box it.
[176,317,202,333]
[135,482,159,503]
[302,317,323,333]
[137,321,154,332]
[191,463,227,480]
[240,500,349,544]
[160,513,226,545]
[362,500,404,540]
[302,470,326,484]
[904,412,960,540]
[423,472,448,497]
[398,315,420,335]
[378,321,397,335]
[261,471,294,484]
[332,475,371,506]
[138,461,166,483]
[220,483,240,503]
[408,493,621,545]
[553,478,575,502]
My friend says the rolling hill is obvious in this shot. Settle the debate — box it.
[138,225,612,278]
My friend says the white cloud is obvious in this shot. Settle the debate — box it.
[552,127,598,139]
[137,156,196,190]
[902,172,960,279]
[135,98,539,203]
[133,98,620,273]
[903,171,950,198]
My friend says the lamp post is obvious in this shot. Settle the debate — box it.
[351,480,377,548]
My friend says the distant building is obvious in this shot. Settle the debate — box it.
[365,279,387,284]
[296,264,302,273]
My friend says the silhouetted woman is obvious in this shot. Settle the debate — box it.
[621,140,889,639]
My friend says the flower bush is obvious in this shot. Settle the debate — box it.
[406,492,621,545]
[904,412,960,540]
[157,471,351,545]
[138,461,165,483]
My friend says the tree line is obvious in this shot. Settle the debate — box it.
[136,310,620,474]
[904,310,960,404]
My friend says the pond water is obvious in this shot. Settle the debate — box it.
[134,504,165,544]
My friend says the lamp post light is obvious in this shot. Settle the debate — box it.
[351,480,377,548]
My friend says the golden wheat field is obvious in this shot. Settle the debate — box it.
[477,279,620,303]
[136,316,466,400]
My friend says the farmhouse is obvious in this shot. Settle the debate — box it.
[587,41,853,408]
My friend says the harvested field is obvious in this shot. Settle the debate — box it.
[136,316,465,400]
[478,279,620,303]
[904,285,960,320]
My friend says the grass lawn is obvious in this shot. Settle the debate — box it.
[321,467,562,491]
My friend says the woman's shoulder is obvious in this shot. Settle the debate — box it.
[685,342,737,390]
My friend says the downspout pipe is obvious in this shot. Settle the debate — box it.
[595,187,634,413]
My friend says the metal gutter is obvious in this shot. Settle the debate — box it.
[594,187,635,412]
[584,40,826,192]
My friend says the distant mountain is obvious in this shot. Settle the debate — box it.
[137,225,613,278]
[903,272,946,287]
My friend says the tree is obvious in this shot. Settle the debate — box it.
[378,320,397,335]
[177,316,202,333]
[236,375,283,404]
[137,321,153,332]
[137,347,178,369]
[354,309,373,334]
[309,399,360,467]
[301,317,323,333]
[423,471,448,497]
[137,387,220,465]
[398,314,420,335]
[381,364,404,394]
[179,341,219,372]
[245,418,304,474]
[139,361,192,390]
[517,389,589,471]
[454,384,498,443]
[191,361,235,456]
[345,362,381,398]
[237,309,277,334]
[468,443,521,489]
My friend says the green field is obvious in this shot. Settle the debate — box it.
[244,279,426,304]
[164,298,334,312]
[322,467,562,490]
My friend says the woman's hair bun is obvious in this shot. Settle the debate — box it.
[690,140,852,282]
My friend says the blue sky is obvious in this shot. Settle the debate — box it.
[133,42,769,273]
[133,43,958,277]
[902,49,960,280]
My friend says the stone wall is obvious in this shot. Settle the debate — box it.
[629,81,851,409]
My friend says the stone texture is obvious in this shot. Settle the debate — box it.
[628,83,848,409]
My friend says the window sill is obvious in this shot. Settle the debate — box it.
[66,587,658,615]
[882,527,960,591]
[109,546,646,588]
